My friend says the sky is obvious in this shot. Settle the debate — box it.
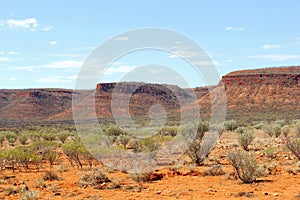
[0,0,300,89]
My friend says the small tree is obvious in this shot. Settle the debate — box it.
[62,141,86,168]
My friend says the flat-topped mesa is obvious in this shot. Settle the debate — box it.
[95,82,192,98]
[221,66,300,87]
[222,74,300,87]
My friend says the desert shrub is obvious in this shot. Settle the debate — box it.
[130,172,152,183]
[263,123,281,137]
[116,134,130,148]
[274,120,286,127]
[227,150,265,183]
[19,189,39,200]
[32,140,58,167]
[42,133,57,141]
[5,131,17,145]
[0,133,5,146]
[224,120,238,131]
[62,141,86,168]
[236,126,247,135]
[202,164,225,176]
[57,131,70,143]
[281,125,290,137]
[12,146,36,170]
[238,128,254,151]
[293,122,300,137]
[106,125,125,137]
[184,122,216,165]
[285,136,300,160]
[78,168,110,188]
[253,121,266,129]
[138,137,160,152]
[18,133,29,145]
[43,170,61,181]
[159,126,178,137]
[264,146,277,159]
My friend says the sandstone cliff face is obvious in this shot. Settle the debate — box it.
[219,69,300,122]
[0,66,299,126]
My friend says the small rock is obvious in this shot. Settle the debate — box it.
[273,193,279,196]
[157,191,161,194]
[263,192,269,195]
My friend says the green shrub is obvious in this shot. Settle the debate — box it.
[184,123,216,165]
[159,126,178,137]
[202,164,225,176]
[263,123,281,137]
[281,125,290,137]
[227,150,265,183]
[0,133,5,146]
[57,132,70,143]
[18,133,29,145]
[224,120,238,131]
[5,131,17,145]
[238,128,254,151]
[285,136,300,160]
[106,125,125,137]
[253,121,266,129]
[62,141,86,168]
[236,126,247,135]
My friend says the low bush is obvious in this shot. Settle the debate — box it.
[202,164,225,176]
[224,120,238,131]
[238,128,254,151]
[285,136,300,160]
[227,150,265,183]
[263,123,281,137]
[43,170,61,181]
[78,168,110,188]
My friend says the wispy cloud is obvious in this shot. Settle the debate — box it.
[49,41,58,46]
[3,60,83,71]
[114,36,129,41]
[0,18,53,32]
[262,44,281,50]
[249,54,300,61]
[104,65,136,75]
[36,75,77,84]
[226,59,234,63]
[8,77,18,81]
[225,26,245,31]
[0,57,12,62]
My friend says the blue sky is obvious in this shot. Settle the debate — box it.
[0,0,300,89]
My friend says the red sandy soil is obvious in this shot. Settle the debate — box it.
[1,131,300,199]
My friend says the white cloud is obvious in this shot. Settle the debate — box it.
[104,65,136,75]
[5,18,38,31]
[262,44,281,50]
[49,41,58,46]
[36,75,77,84]
[225,26,245,31]
[169,54,179,58]
[0,18,53,32]
[114,36,129,41]
[249,54,300,61]
[8,77,18,81]
[8,51,19,55]
[226,59,233,63]
[0,57,12,61]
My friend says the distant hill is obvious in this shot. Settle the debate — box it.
[0,66,299,127]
